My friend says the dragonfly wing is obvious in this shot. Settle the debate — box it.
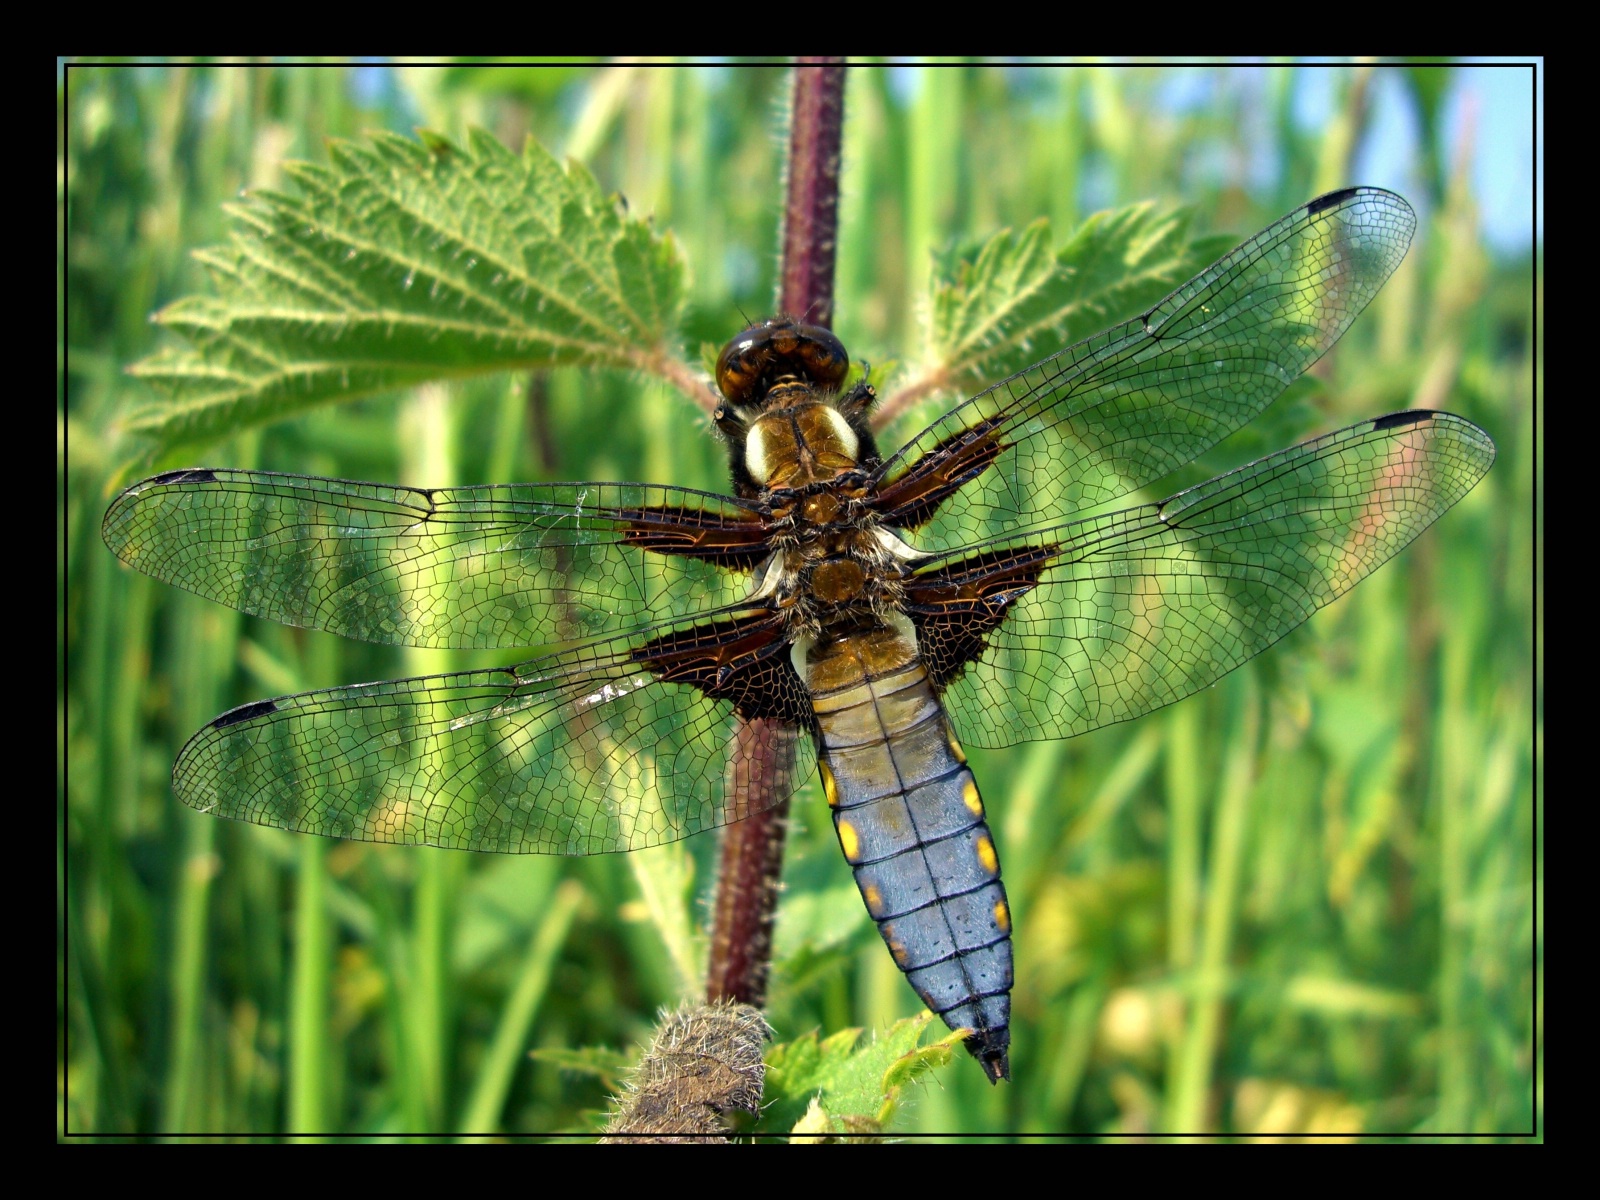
[103,469,771,649]
[874,188,1418,546]
[906,411,1495,748]
[174,609,815,854]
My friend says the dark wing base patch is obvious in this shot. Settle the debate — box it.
[620,503,773,569]
[902,544,1059,689]
[631,612,813,727]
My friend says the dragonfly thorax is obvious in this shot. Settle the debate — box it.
[745,400,861,489]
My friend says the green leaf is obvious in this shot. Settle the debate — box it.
[526,1044,637,1087]
[125,129,686,454]
[624,842,703,997]
[764,1013,965,1135]
[914,203,1228,404]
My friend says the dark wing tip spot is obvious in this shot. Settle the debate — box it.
[150,468,219,486]
[1307,186,1362,216]
[212,699,279,729]
[1371,409,1434,432]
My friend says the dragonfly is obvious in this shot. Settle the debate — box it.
[103,187,1495,1083]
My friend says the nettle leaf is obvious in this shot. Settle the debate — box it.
[881,204,1229,432]
[125,129,687,453]
[764,1013,964,1135]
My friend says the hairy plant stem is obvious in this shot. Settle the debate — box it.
[705,60,847,1010]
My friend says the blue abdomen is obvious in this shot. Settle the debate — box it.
[804,622,1013,1083]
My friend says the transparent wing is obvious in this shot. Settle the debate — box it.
[103,469,770,649]
[876,188,1418,546]
[173,614,815,854]
[919,411,1495,748]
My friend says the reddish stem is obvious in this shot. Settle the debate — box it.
[705,60,847,1008]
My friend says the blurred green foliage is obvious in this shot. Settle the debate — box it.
[62,62,1537,1140]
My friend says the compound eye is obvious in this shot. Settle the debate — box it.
[715,317,851,404]
[792,323,849,391]
[716,323,773,406]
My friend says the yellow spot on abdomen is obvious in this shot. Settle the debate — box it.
[820,760,840,808]
[882,924,909,966]
[863,883,883,915]
[976,834,998,875]
[837,818,860,862]
[962,777,983,817]
[947,729,967,764]
[994,899,1011,933]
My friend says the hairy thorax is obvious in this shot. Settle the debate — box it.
[742,386,919,639]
